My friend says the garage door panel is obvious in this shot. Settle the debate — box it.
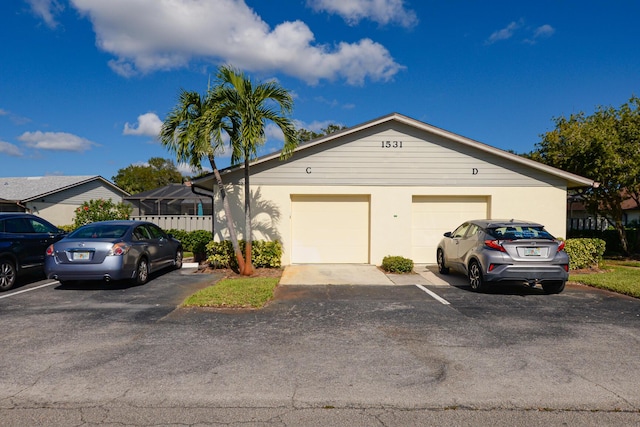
[292,195,370,264]
[411,196,488,263]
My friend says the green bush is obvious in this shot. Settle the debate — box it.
[206,240,235,268]
[205,240,282,269]
[166,229,212,253]
[166,229,189,244]
[381,255,414,273]
[251,240,283,268]
[565,238,606,270]
[73,199,131,228]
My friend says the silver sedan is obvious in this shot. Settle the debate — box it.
[436,219,569,293]
[45,220,183,286]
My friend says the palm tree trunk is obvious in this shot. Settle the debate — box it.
[208,154,245,273]
[242,157,254,276]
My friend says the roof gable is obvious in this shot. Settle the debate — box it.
[0,176,129,202]
[193,113,596,190]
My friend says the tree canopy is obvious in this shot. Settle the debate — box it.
[529,96,640,254]
[112,157,183,195]
[295,123,346,142]
[160,65,299,275]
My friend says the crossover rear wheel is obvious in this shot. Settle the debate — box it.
[468,260,484,292]
[542,280,565,294]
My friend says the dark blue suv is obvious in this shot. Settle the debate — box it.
[0,213,66,291]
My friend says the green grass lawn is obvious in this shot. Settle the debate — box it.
[182,276,280,308]
[569,261,640,298]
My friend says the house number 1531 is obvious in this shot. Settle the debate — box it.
[381,140,403,148]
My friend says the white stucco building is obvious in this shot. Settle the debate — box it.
[193,113,595,265]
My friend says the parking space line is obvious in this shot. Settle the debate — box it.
[415,284,451,305]
[0,281,59,300]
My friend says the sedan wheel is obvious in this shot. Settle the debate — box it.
[174,249,183,269]
[0,259,17,291]
[437,249,449,274]
[468,260,484,292]
[135,258,149,285]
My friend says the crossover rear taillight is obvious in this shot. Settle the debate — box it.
[46,244,54,256]
[557,240,566,252]
[484,240,506,252]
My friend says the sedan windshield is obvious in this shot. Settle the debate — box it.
[68,224,129,239]
[488,226,554,240]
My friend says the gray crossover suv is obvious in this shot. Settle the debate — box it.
[437,219,569,294]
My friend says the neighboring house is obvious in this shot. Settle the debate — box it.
[192,113,596,265]
[125,182,215,232]
[0,176,129,226]
[125,183,212,216]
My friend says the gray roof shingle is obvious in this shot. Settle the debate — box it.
[0,176,119,201]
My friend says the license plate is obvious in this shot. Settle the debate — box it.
[72,251,90,260]
[524,247,541,256]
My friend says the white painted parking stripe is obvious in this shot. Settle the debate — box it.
[415,284,451,305]
[0,281,59,300]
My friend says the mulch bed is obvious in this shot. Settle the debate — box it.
[194,263,284,279]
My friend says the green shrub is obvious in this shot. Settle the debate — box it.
[565,238,606,270]
[206,240,235,268]
[251,240,283,268]
[72,199,131,228]
[166,229,189,244]
[166,229,212,255]
[381,255,414,273]
[205,240,282,269]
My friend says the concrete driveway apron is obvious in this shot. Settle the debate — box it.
[279,263,448,286]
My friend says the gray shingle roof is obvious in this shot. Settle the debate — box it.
[0,176,117,201]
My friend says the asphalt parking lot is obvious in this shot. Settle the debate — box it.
[1,267,639,426]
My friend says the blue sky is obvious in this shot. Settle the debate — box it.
[1,0,639,181]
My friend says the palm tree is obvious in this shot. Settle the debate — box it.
[211,65,298,275]
[159,89,246,273]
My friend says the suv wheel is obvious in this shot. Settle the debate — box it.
[468,260,484,292]
[0,259,17,291]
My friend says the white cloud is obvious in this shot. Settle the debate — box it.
[18,131,98,152]
[123,112,163,137]
[525,24,556,44]
[177,162,210,176]
[486,21,521,45]
[307,0,418,27]
[69,0,403,85]
[0,141,23,157]
[25,0,64,29]
[487,20,555,46]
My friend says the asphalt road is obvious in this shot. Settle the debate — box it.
[0,268,639,426]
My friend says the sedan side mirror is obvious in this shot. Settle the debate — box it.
[443,232,452,238]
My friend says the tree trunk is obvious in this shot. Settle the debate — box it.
[208,155,245,273]
[614,219,630,255]
[242,156,254,276]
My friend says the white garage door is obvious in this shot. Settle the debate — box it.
[411,196,489,263]
[291,195,370,263]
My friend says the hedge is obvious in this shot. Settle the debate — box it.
[206,240,283,269]
[564,238,606,270]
